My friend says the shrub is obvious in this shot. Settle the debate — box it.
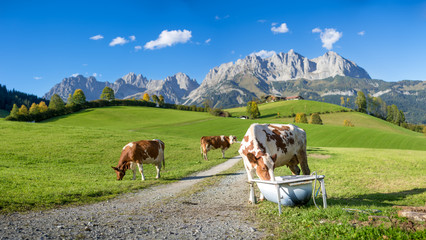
[309,113,323,125]
[294,113,308,124]
[343,119,354,127]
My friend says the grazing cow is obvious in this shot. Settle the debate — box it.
[200,135,238,160]
[238,123,310,203]
[112,139,165,181]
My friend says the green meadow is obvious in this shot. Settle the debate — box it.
[0,101,425,238]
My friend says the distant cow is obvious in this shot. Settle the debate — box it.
[238,124,310,203]
[112,139,165,181]
[200,135,237,160]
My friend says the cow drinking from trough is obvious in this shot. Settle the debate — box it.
[112,139,165,181]
[238,124,310,203]
[200,135,237,160]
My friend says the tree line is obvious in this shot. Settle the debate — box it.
[0,84,47,112]
[5,87,211,122]
[354,91,424,133]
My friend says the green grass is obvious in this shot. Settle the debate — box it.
[0,103,425,220]
[257,147,426,239]
[226,100,348,118]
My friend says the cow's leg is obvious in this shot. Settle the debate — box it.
[136,163,145,181]
[155,164,161,179]
[243,156,257,204]
[130,162,137,180]
[221,149,226,158]
[297,148,310,175]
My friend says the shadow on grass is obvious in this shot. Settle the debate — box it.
[327,188,426,207]
[307,147,330,154]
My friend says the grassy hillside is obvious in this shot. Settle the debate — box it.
[0,103,425,214]
[226,100,348,118]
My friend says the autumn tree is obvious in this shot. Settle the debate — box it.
[294,113,308,124]
[29,103,40,115]
[100,86,115,101]
[38,101,48,112]
[18,105,29,115]
[72,89,86,105]
[142,93,150,102]
[246,101,260,119]
[309,113,323,125]
[343,119,354,127]
[340,96,345,106]
[49,94,65,111]
[355,91,367,113]
[159,95,165,107]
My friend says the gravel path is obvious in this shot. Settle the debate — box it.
[0,156,265,239]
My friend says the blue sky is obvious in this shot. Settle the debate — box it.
[1,0,425,97]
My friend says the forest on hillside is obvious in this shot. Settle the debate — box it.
[0,84,47,113]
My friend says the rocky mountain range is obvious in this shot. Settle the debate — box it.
[44,50,426,124]
[43,72,199,105]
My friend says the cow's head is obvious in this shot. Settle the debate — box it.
[246,152,276,181]
[111,166,126,180]
[229,135,237,144]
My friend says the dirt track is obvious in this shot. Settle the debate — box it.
[0,156,266,239]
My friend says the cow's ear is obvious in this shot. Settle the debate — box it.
[271,154,277,162]
[246,153,258,164]
[112,166,118,171]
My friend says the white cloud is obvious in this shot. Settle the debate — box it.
[231,50,235,54]
[93,73,97,77]
[253,50,276,59]
[82,63,88,67]
[71,73,80,77]
[271,23,289,34]
[312,28,342,50]
[109,37,129,46]
[205,38,211,44]
[312,28,322,33]
[144,29,192,50]
[257,19,267,23]
[215,15,230,20]
[358,31,365,36]
[33,76,42,80]
[134,45,142,52]
[89,34,104,40]
[129,35,136,41]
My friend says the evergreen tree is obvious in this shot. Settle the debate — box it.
[142,93,150,102]
[100,86,115,101]
[355,91,367,113]
[49,94,65,110]
[72,89,86,105]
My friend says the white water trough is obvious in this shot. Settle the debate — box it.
[250,174,327,215]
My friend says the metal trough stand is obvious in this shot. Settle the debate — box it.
[250,175,327,215]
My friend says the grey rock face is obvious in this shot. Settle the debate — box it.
[183,50,371,107]
[43,73,199,104]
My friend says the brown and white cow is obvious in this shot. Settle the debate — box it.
[238,123,310,203]
[112,139,165,181]
[200,135,237,160]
